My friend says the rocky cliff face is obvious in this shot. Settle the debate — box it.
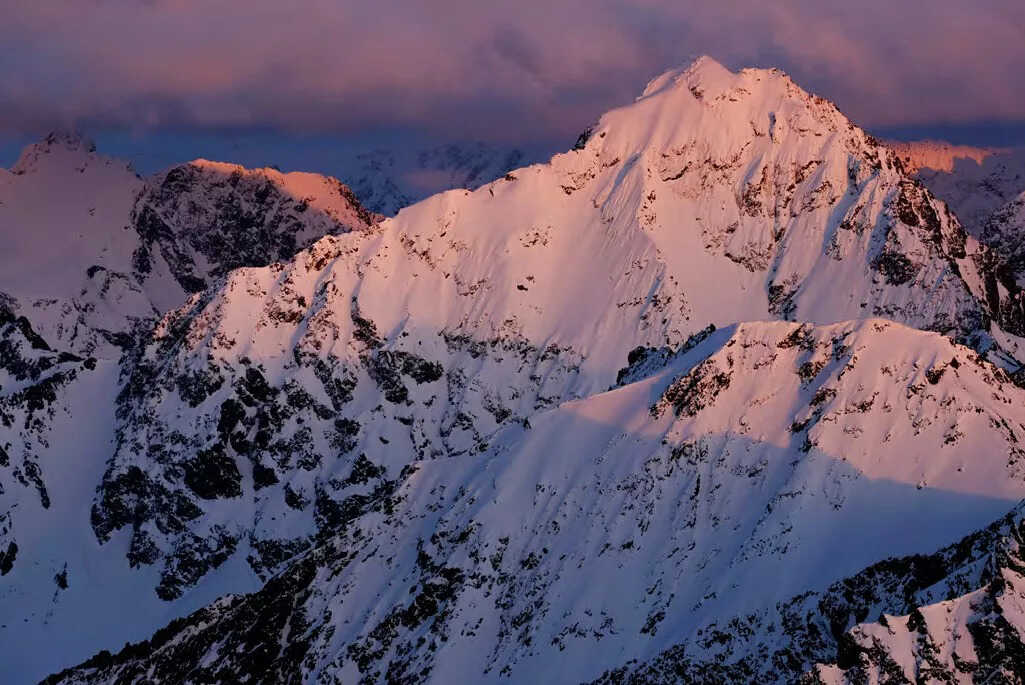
[979,191,1025,364]
[890,141,1025,359]
[894,142,1025,240]
[131,159,378,295]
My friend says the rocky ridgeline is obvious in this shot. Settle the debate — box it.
[598,501,1025,683]
[131,159,378,294]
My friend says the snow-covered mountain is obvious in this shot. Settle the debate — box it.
[86,54,1025,608]
[6,57,1025,683]
[132,158,377,296]
[889,140,1001,176]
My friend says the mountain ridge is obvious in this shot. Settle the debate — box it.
[42,316,1025,683]
[3,56,1025,683]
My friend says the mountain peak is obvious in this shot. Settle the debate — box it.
[41,130,96,153]
[10,130,117,176]
[575,53,879,182]
[887,139,1002,174]
[639,55,732,99]
[638,56,803,104]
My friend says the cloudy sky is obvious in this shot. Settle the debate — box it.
[3,1,1023,174]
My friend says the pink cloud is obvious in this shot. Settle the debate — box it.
[1,1,1022,141]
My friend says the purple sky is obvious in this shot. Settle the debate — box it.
[3,1,1024,171]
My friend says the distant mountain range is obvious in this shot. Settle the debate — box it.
[889,139,1025,240]
[340,142,528,216]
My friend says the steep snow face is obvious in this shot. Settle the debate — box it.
[46,319,1025,684]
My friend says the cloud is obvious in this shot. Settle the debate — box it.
[1,0,1023,144]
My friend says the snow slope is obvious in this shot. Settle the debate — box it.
[46,318,1025,683]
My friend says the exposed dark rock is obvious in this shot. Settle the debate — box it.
[0,541,17,575]
[872,250,918,286]
[657,357,731,417]
[182,447,242,500]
